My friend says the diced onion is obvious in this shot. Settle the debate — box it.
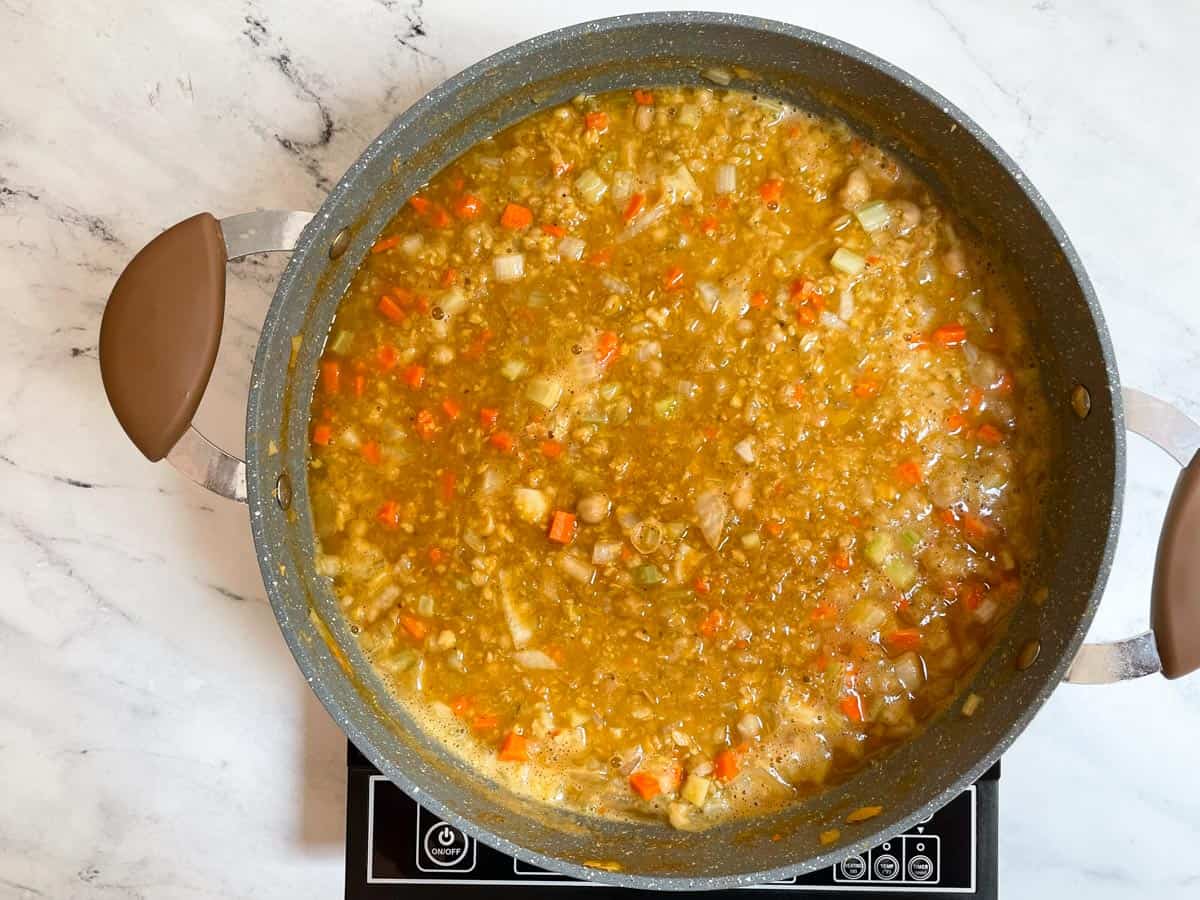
[441,286,468,315]
[733,437,756,463]
[696,281,721,314]
[661,164,702,206]
[558,235,586,261]
[599,273,630,295]
[820,310,849,331]
[962,692,983,717]
[715,163,737,195]
[526,375,564,410]
[695,490,728,550]
[575,168,608,205]
[493,253,525,282]
[558,553,596,584]
[635,104,655,132]
[592,541,623,565]
[703,66,732,86]
[838,286,855,322]
[514,649,559,670]
[830,247,866,275]
[612,170,635,203]
[619,203,668,241]
[401,234,423,256]
[854,200,891,232]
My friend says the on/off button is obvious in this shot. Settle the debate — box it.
[416,806,476,873]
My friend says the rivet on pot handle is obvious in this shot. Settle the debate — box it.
[1066,388,1200,683]
[98,210,314,502]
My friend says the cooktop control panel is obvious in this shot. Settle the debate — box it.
[346,744,998,899]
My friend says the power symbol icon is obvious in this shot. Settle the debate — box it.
[437,826,455,846]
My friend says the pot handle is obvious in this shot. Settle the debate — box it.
[1066,387,1200,683]
[98,210,314,502]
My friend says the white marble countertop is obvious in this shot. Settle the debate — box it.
[2,1,1198,897]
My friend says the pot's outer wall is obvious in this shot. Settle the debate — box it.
[245,13,1123,890]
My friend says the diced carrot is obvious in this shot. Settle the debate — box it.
[353,374,366,397]
[831,550,852,572]
[977,423,1004,445]
[699,607,725,637]
[790,278,818,302]
[939,507,959,527]
[700,215,719,235]
[552,158,573,177]
[587,247,613,267]
[963,514,990,539]
[377,295,406,322]
[429,205,451,229]
[764,519,785,537]
[714,748,742,782]
[866,254,883,266]
[946,412,967,434]
[450,695,473,717]
[440,267,458,287]
[361,441,382,465]
[414,408,439,441]
[399,614,427,640]
[373,345,396,372]
[541,223,566,238]
[438,469,456,503]
[885,629,922,652]
[428,547,445,565]
[895,460,923,486]
[853,378,881,398]
[933,323,967,348]
[539,440,564,459]
[371,235,401,254]
[479,407,499,429]
[403,364,426,390]
[584,111,609,133]
[961,583,984,611]
[811,601,837,622]
[489,430,514,453]
[441,397,462,421]
[453,193,482,220]
[312,424,332,446]
[500,202,533,230]
[629,772,661,800]
[595,330,620,371]
[967,386,985,411]
[693,576,711,595]
[633,88,655,106]
[471,713,499,732]
[377,500,400,528]
[548,510,576,545]
[840,694,864,722]
[320,360,340,395]
[408,196,431,215]
[498,731,528,762]
[465,327,494,360]
[702,426,718,440]
[796,305,818,325]
[623,192,645,222]
[663,267,685,291]
[995,370,1015,395]
[758,179,784,205]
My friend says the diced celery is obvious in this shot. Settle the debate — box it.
[329,330,354,355]
[863,532,893,566]
[575,168,609,205]
[682,773,710,806]
[500,358,527,381]
[830,247,866,275]
[854,201,891,233]
[654,395,680,419]
[599,382,622,401]
[664,521,688,541]
[741,532,761,550]
[634,563,665,587]
[884,558,918,591]
[579,406,610,425]
[526,376,564,410]
[900,528,923,549]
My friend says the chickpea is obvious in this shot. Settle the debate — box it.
[576,492,611,524]
[838,167,871,209]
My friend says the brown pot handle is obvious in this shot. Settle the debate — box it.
[99,210,314,501]
[1067,388,1200,682]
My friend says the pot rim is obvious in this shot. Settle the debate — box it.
[245,10,1124,890]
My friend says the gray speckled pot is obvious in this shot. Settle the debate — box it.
[245,12,1120,890]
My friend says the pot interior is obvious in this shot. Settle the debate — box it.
[245,12,1121,889]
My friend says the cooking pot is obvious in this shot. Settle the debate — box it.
[96,12,1200,890]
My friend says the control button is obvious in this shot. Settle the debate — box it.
[873,853,900,880]
[908,854,935,881]
[415,806,476,873]
[838,855,868,880]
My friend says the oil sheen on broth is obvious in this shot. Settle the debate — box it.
[307,85,1051,831]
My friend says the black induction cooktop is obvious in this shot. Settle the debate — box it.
[345,743,999,899]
